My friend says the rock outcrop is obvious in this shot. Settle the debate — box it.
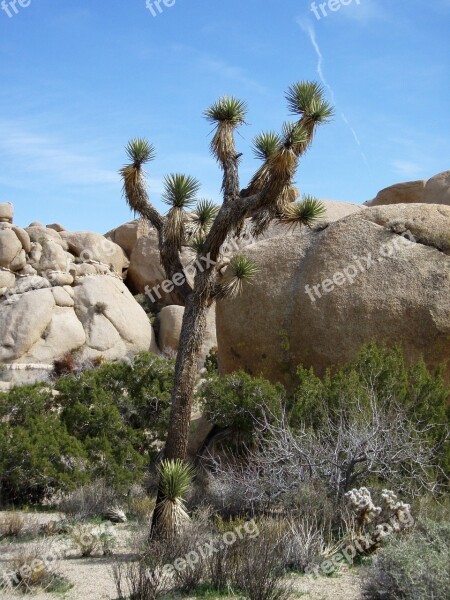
[365,170,450,207]
[216,204,450,389]
[0,210,158,378]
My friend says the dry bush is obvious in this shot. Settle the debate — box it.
[4,541,70,593]
[70,524,102,557]
[128,495,155,524]
[361,520,450,600]
[53,351,78,376]
[0,511,25,538]
[112,555,169,600]
[59,479,119,520]
[230,525,293,600]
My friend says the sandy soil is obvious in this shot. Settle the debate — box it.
[0,512,361,600]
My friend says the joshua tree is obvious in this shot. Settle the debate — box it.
[120,81,333,532]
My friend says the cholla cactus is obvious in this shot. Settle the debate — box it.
[345,487,414,551]
[379,489,413,532]
[345,487,382,533]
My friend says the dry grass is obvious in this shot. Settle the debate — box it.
[0,511,25,538]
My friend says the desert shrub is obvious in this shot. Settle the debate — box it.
[3,541,71,593]
[0,511,25,538]
[361,519,450,600]
[70,523,102,557]
[58,479,120,520]
[204,347,219,374]
[291,343,449,472]
[58,352,173,443]
[0,385,88,505]
[112,556,169,600]
[0,353,174,505]
[199,370,284,439]
[230,524,292,600]
[128,495,155,524]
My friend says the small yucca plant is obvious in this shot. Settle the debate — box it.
[155,459,195,537]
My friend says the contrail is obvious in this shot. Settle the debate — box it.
[298,19,369,168]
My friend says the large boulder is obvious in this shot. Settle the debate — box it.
[216,204,450,389]
[25,225,68,250]
[72,276,159,360]
[0,202,13,223]
[424,171,450,205]
[0,275,159,367]
[125,200,363,304]
[60,231,129,276]
[365,180,426,206]
[365,170,450,207]
[158,304,217,367]
[0,227,22,268]
[105,219,151,257]
[127,229,195,304]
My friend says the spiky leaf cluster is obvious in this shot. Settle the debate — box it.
[124,138,156,166]
[162,174,201,209]
[286,81,334,123]
[216,255,259,300]
[188,199,219,238]
[279,195,326,229]
[204,96,248,126]
[120,139,156,216]
[158,459,195,502]
[253,131,282,161]
[205,96,247,163]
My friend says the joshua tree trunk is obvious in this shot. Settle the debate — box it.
[163,292,209,460]
[120,83,333,535]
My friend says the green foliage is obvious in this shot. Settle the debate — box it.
[162,173,201,209]
[361,519,450,600]
[280,195,326,229]
[253,131,283,160]
[0,353,175,506]
[289,344,449,480]
[158,459,195,502]
[285,81,334,122]
[200,371,284,436]
[204,96,248,125]
[0,385,88,505]
[124,138,156,165]
[204,347,219,375]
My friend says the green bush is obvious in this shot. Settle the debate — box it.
[290,343,449,471]
[199,371,284,437]
[361,519,450,600]
[0,385,88,505]
[0,353,174,505]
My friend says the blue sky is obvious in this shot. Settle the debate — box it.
[0,0,449,232]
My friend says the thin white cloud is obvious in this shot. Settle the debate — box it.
[297,19,369,168]
[391,160,426,178]
[199,57,266,94]
[0,120,118,188]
